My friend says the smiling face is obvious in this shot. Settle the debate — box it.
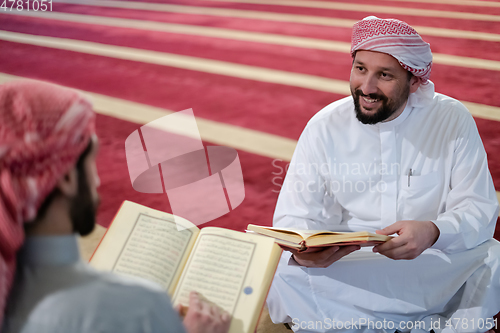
[350,50,420,124]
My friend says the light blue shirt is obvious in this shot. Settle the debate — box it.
[3,235,186,333]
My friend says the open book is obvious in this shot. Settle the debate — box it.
[246,224,391,252]
[90,201,282,333]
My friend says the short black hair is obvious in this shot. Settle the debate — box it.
[33,140,93,222]
[407,71,414,82]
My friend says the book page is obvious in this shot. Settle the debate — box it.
[277,239,389,252]
[306,233,390,246]
[172,227,282,333]
[247,224,344,242]
[247,224,389,244]
[246,225,305,243]
[90,201,200,295]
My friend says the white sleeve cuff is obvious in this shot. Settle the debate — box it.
[430,219,457,251]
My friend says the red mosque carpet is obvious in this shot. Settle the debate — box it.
[1,0,499,328]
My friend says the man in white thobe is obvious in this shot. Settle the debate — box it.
[267,16,500,333]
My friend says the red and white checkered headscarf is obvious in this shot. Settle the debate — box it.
[0,80,95,323]
[351,16,433,82]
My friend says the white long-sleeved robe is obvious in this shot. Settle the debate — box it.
[267,84,500,333]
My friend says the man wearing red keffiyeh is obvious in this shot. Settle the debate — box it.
[0,79,95,327]
[267,16,500,333]
[0,80,230,333]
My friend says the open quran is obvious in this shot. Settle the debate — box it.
[247,224,391,252]
[89,201,282,333]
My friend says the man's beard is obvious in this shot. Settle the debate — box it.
[352,85,410,125]
[69,171,100,236]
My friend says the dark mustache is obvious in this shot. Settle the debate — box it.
[354,89,386,101]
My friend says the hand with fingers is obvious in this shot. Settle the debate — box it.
[178,291,231,333]
[289,245,361,268]
[373,220,440,260]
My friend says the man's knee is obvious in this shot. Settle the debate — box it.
[484,239,500,287]
[485,239,500,265]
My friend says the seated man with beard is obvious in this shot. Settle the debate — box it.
[267,16,500,333]
[0,80,230,333]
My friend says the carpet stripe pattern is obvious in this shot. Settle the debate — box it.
[1,0,499,242]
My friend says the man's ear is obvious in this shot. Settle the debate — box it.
[409,75,421,94]
[56,167,79,197]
